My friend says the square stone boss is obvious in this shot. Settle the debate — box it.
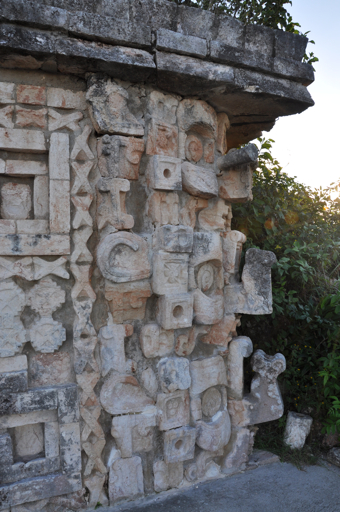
[0,383,81,510]
[0,128,71,256]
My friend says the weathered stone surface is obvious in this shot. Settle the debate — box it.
[0,234,70,257]
[180,197,208,229]
[48,109,83,132]
[193,289,224,325]
[98,135,144,180]
[87,76,144,136]
[100,374,154,415]
[71,124,94,161]
[141,368,158,398]
[97,232,151,283]
[202,388,222,418]
[15,106,47,129]
[0,410,57,429]
[33,176,49,220]
[109,456,144,504]
[164,426,196,463]
[99,316,133,376]
[2,160,47,176]
[1,183,31,220]
[148,191,179,227]
[111,408,157,458]
[224,248,277,315]
[157,293,193,330]
[105,280,152,323]
[175,328,196,357]
[201,315,240,348]
[157,390,190,431]
[0,82,15,103]
[50,179,70,234]
[85,473,108,508]
[146,119,178,158]
[140,324,174,359]
[190,356,227,396]
[0,105,14,128]
[216,113,230,155]
[97,177,134,230]
[217,144,258,171]
[185,448,223,482]
[156,29,207,58]
[158,357,191,393]
[152,251,189,295]
[0,279,26,358]
[14,422,44,461]
[198,199,230,231]
[0,370,27,394]
[47,87,86,110]
[223,230,247,284]
[0,355,27,374]
[218,164,253,203]
[147,155,182,191]
[196,411,231,452]
[222,427,256,473]
[147,90,179,125]
[228,350,286,427]
[154,460,183,492]
[17,85,46,105]
[154,224,193,253]
[283,412,313,450]
[227,336,253,400]
[182,162,218,199]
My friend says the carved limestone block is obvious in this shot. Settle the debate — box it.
[190,396,202,421]
[100,374,154,415]
[27,278,66,354]
[228,350,286,427]
[147,90,179,125]
[201,315,240,348]
[174,328,196,357]
[111,408,157,458]
[109,456,144,504]
[181,162,218,199]
[158,357,191,393]
[86,76,144,136]
[196,410,231,452]
[157,390,190,431]
[97,232,151,283]
[1,183,31,220]
[283,411,313,450]
[71,161,94,195]
[153,461,183,492]
[105,280,152,323]
[154,224,193,253]
[157,293,193,330]
[48,109,83,132]
[99,316,133,376]
[218,164,253,203]
[222,230,247,284]
[0,279,26,357]
[146,119,178,158]
[164,426,196,463]
[227,336,253,400]
[201,387,222,418]
[222,426,256,474]
[85,473,108,508]
[198,199,230,231]
[71,195,93,229]
[71,124,94,161]
[146,155,182,191]
[190,356,227,396]
[185,448,223,482]
[216,113,230,155]
[152,252,189,295]
[190,232,223,269]
[148,191,179,227]
[97,134,144,180]
[0,105,14,129]
[140,324,174,358]
[141,368,158,398]
[224,248,277,315]
[193,289,224,325]
[179,196,208,229]
[97,177,134,231]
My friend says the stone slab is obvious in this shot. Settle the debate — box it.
[0,128,46,153]
[0,234,70,256]
[156,29,207,58]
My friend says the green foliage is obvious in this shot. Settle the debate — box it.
[170,0,318,68]
[232,138,340,441]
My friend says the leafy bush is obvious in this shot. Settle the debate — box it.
[232,138,340,441]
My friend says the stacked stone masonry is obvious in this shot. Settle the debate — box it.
[0,0,314,510]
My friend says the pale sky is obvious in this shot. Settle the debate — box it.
[267,0,340,189]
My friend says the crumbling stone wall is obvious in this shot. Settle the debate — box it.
[0,0,314,510]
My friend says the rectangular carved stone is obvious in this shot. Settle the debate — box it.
[154,225,193,253]
[218,165,253,203]
[16,220,48,235]
[45,421,60,458]
[109,456,144,504]
[33,175,49,220]
[0,371,27,394]
[156,28,207,58]
[50,180,70,233]
[0,128,46,152]
[59,423,81,474]
[0,234,70,256]
[164,427,196,463]
[57,385,79,424]
[97,135,144,180]
[146,119,178,157]
[111,409,157,458]
[0,220,16,234]
[49,132,70,180]
[47,88,86,110]
[157,390,190,431]
[0,409,57,429]
[147,155,182,191]
[190,356,227,395]
[0,355,27,373]
[15,106,47,129]
[5,160,47,175]
[182,162,218,199]
[157,293,193,330]
[105,280,152,323]
[0,388,57,416]
[17,85,46,105]
[0,82,15,103]
[152,252,189,295]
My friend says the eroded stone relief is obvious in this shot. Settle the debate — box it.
[0,73,285,510]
